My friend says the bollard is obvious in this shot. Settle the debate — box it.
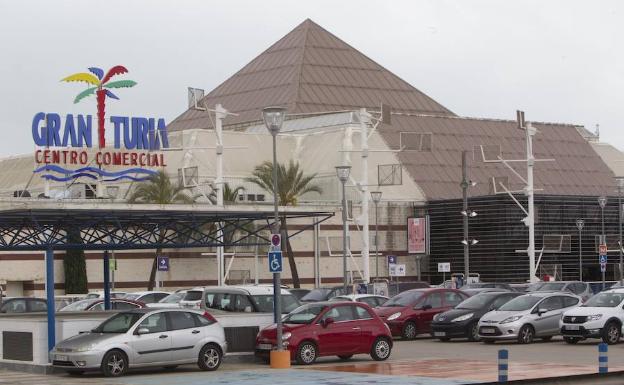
[498,349,508,382]
[599,343,608,374]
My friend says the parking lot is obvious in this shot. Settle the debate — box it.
[3,336,624,385]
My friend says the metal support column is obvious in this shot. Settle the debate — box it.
[461,151,470,279]
[314,218,321,287]
[619,182,623,285]
[45,247,55,351]
[103,250,111,310]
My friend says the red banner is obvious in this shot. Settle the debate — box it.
[407,217,427,254]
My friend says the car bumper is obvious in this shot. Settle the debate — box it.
[254,341,295,360]
[560,322,603,339]
[478,321,523,340]
[431,321,471,338]
[49,349,105,370]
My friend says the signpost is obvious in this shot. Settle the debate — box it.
[268,251,283,273]
[599,244,607,290]
[389,264,406,277]
[157,255,169,289]
[438,262,451,284]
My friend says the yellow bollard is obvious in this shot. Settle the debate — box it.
[270,350,291,369]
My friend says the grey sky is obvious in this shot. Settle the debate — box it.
[0,0,622,157]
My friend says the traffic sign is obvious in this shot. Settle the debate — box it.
[157,256,169,272]
[109,259,117,271]
[387,255,397,265]
[600,255,608,264]
[599,244,608,255]
[389,264,406,277]
[438,262,451,273]
[601,263,607,273]
[271,234,281,249]
[268,251,283,273]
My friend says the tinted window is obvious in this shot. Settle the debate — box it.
[322,305,355,322]
[183,290,203,301]
[583,292,624,307]
[211,293,235,311]
[301,288,332,302]
[169,312,196,330]
[61,299,97,311]
[354,305,374,319]
[153,293,169,302]
[539,283,565,291]
[358,297,378,307]
[29,300,47,312]
[283,304,327,324]
[139,294,156,303]
[89,302,105,311]
[160,292,185,304]
[491,295,517,310]
[564,296,580,307]
[382,291,424,307]
[251,294,300,313]
[115,301,140,310]
[424,293,443,308]
[538,296,564,311]
[1,299,26,313]
[95,312,142,333]
[193,313,215,326]
[499,295,541,311]
[444,292,464,307]
[138,313,167,333]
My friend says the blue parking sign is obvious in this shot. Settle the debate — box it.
[268,251,282,273]
[157,256,169,272]
[387,255,396,265]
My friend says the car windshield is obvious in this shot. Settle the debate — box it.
[92,312,143,333]
[282,304,327,324]
[525,282,546,292]
[159,292,185,303]
[301,289,332,301]
[124,294,140,301]
[182,291,203,301]
[538,283,566,291]
[462,283,491,289]
[456,293,498,310]
[60,299,97,311]
[251,294,300,313]
[498,296,541,311]
[381,291,424,307]
[582,292,624,307]
[328,296,350,302]
[85,293,99,299]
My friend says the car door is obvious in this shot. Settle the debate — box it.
[417,292,444,332]
[353,305,377,352]
[316,305,360,355]
[167,311,202,362]
[128,312,171,365]
[532,296,565,335]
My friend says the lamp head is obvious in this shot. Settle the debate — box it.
[335,165,351,182]
[598,196,607,209]
[262,106,287,136]
[370,191,382,203]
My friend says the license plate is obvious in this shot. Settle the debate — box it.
[481,327,496,334]
[257,343,273,350]
[55,354,68,361]
[565,325,580,330]
[433,332,446,337]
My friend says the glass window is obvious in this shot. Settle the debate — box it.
[183,290,203,301]
[169,312,196,330]
[139,294,156,303]
[212,293,234,311]
[138,313,167,333]
[538,296,564,312]
[153,293,169,302]
[424,293,443,308]
[358,297,378,307]
[381,291,424,307]
[321,305,355,322]
[444,292,464,307]
[300,289,332,302]
[499,295,541,311]
[354,305,374,319]
[564,296,580,307]
[491,295,517,310]
[250,294,300,313]
[538,283,566,291]
[1,299,27,313]
[283,304,326,324]
[582,292,624,307]
[95,312,143,333]
[124,294,140,301]
[115,301,140,310]
[60,299,97,311]
[160,292,185,304]
[29,300,47,312]
[193,313,215,326]
[89,302,105,311]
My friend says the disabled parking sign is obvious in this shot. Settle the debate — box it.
[268,251,283,273]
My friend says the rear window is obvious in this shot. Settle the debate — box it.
[182,290,203,301]
[251,294,300,313]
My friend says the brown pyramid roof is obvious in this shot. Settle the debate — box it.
[168,19,454,132]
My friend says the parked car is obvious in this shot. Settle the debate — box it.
[85,291,127,299]
[560,288,624,345]
[185,285,300,314]
[178,287,205,309]
[50,309,226,376]
[59,298,146,312]
[431,291,521,341]
[374,288,469,339]
[300,287,349,302]
[525,282,547,292]
[123,291,170,304]
[55,295,86,310]
[329,294,388,308]
[255,302,392,365]
[509,283,530,292]
[535,281,593,302]
[461,288,510,297]
[478,292,581,344]
[0,297,47,313]
[147,290,188,309]
[461,282,513,291]
[288,288,311,301]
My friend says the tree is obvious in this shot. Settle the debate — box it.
[207,183,244,205]
[61,66,137,148]
[246,160,322,288]
[127,170,198,290]
[63,228,88,294]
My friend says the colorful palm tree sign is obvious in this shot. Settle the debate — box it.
[61,66,137,148]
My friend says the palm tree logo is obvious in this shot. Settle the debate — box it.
[61,66,137,148]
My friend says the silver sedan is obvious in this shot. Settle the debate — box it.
[50,308,227,376]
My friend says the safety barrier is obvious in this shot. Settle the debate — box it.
[498,349,508,382]
[599,343,608,374]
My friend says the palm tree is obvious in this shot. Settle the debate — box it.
[246,160,322,288]
[61,66,137,148]
[127,170,198,290]
[207,183,244,205]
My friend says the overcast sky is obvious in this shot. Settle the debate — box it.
[0,0,622,157]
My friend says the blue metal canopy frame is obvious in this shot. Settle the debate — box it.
[0,206,333,351]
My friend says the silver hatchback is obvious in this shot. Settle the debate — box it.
[478,292,581,344]
[50,309,227,376]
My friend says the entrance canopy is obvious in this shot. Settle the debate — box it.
[0,199,333,350]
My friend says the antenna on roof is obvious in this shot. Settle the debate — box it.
[188,87,205,110]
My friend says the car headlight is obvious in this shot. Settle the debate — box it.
[587,314,603,321]
[452,313,474,322]
[500,315,523,324]
[387,312,402,321]
[74,344,95,352]
[282,332,292,340]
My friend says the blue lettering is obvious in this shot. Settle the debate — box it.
[77,115,92,147]
[61,114,78,147]
[111,116,126,149]
[135,117,150,150]
[158,118,169,149]
[125,117,139,149]
[32,112,47,146]
[46,113,62,146]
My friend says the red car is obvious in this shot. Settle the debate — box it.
[374,288,469,339]
[255,301,392,365]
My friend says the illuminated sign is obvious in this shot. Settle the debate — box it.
[32,66,168,182]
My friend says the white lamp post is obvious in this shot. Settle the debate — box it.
[576,219,584,281]
[336,165,351,293]
[371,191,382,279]
[599,196,607,290]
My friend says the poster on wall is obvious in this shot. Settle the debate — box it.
[407,217,427,254]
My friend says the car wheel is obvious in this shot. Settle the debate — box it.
[482,339,495,344]
[467,322,480,342]
[370,337,392,361]
[296,341,317,365]
[402,321,417,340]
[541,336,553,342]
[564,337,580,344]
[602,322,621,345]
[338,355,353,361]
[517,325,534,344]
[198,343,222,371]
[101,350,128,377]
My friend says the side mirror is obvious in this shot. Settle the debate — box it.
[536,308,546,316]
[420,304,432,311]
[136,327,150,335]
[322,317,334,328]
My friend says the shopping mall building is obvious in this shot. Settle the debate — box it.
[1,19,623,296]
